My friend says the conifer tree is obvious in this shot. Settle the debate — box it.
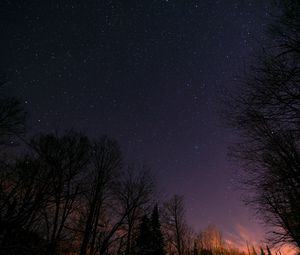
[135,215,153,255]
[150,204,165,255]
[135,205,165,255]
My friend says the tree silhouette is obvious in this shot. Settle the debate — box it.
[163,195,190,255]
[135,215,153,255]
[30,130,90,255]
[0,155,48,254]
[79,136,122,255]
[226,0,300,248]
[135,205,165,255]
[150,205,165,255]
[195,224,223,252]
[0,74,26,144]
[117,166,154,255]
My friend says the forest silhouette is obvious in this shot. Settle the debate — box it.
[1,0,300,254]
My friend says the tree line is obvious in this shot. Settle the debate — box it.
[0,84,262,255]
[2,0,300,253]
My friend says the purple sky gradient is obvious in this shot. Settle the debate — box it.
[1,0,271,246]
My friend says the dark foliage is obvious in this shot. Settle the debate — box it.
[0,75,26,144]
[150,205,165,255]
[135,215,153,255]
[135,205,165,255]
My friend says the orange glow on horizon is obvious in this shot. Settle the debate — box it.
[223,224,299,255]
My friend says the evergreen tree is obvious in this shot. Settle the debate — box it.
[150,204,165,255]
[135,205,165,255]
[135,215,153,255]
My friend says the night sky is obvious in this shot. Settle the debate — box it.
[1,0,270,248]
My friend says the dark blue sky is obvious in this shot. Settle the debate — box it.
[1,0,270,246]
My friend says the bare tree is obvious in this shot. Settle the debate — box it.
[0,79,39,254]
[30,130,90,255]
[163,195,190,255]
[0,155,49,254]
[78,164,154,255]
[115,165,154,255]
[79,136,122,255]
[0,77,26,143]
[226,0,300,248]
[0,97,25,143]
[195,225,223,253]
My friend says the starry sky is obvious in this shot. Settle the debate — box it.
[1,0,270,246]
